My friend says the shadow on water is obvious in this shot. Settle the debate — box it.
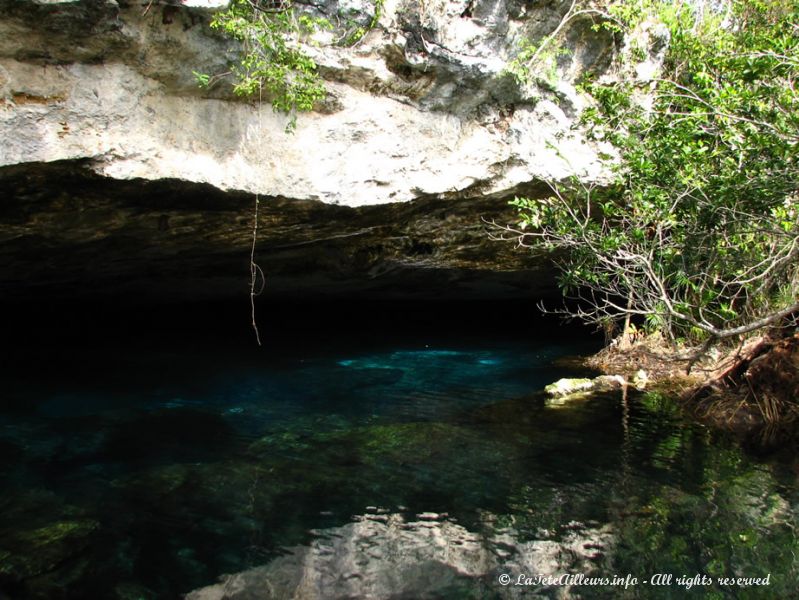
[0,298,797,599]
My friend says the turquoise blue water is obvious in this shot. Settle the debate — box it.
[1,328,797,599]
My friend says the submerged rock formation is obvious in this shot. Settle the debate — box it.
[0,0,644,300]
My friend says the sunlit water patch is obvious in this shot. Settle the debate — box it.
[0,337,797,599]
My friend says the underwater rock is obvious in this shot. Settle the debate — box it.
[251,421,497,468]
[0,519,98,582]
[246,419,522,512]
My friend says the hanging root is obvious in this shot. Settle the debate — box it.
[250,195,263,346]
[248,80,266,347]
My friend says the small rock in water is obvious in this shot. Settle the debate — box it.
[632,369,649,390]
[544,375,627,407]
[544,378,593,397]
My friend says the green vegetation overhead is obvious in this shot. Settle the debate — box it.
[194,0,332,130]
[194,0,384,130]
[509,0,799,348]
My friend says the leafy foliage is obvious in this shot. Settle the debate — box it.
[195,0,386,128]
[504,0,622,88]
[195,0,332,130]
[509,0,799,346]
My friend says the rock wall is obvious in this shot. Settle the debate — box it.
[0,160,559,301]
[0,0,638,300]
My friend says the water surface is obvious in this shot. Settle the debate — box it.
[1,308,797,599]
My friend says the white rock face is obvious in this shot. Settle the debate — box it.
[0,0,623,207]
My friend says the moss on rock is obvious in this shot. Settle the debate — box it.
[0,519,99,581]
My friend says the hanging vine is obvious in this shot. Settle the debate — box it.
[248,83,266,347]
[249,194,264,346]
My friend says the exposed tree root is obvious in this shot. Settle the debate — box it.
[686,330,799,438]
[589,328,799,449]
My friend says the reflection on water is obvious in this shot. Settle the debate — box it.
[0,338,797,599]
[187,511,611,600]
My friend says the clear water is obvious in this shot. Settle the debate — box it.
[1,323,797,599]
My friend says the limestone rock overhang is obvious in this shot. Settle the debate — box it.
[0,159,559,302]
